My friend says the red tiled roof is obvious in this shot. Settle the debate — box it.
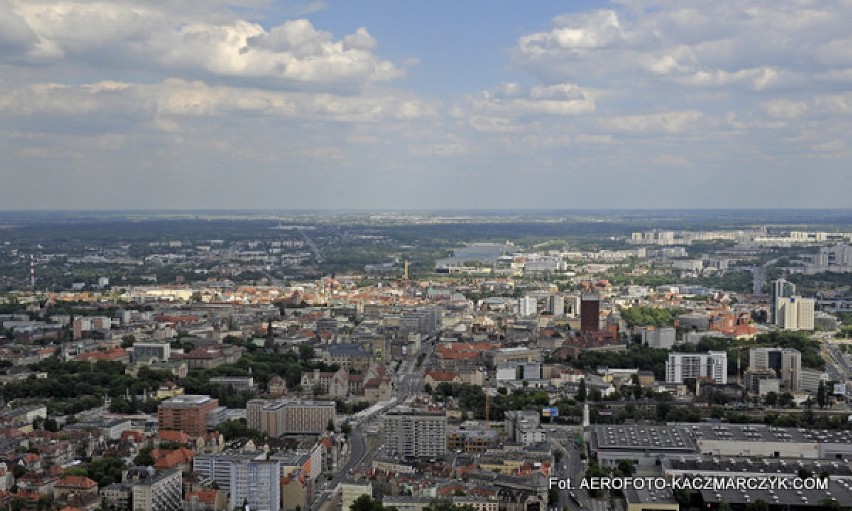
[186,490,217,504]
[56,476,97,489]
[159,430,192,443]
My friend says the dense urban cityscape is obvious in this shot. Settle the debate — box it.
[0,211,851,511]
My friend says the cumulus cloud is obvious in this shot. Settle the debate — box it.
[513,0,852,93]
[7,2,404,89]
[518,10,624,55]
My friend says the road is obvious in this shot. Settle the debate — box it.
[311,337,433,511]
[311,429,366,511]
[749,257,781,295]
[299,227,324,263]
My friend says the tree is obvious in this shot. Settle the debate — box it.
[299,344,315,361]
[133,446,155,466]
[631,374,643,400]
[312,384,325,397]
[673,489,690,507]
[817,380,828,409]
[350,495,390,511]
[341,422,352,436]
[764,392,778,407]
[424,500,475,511]
[577,378,587,402]
[589,388,602,402]
[327,418,336,432]
[614,459,635,477]
[8,497,28,511]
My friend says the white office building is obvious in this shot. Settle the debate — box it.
[518,296,537,317]
[229,460,280,511]
[749,347,802,391]
[665,351,727,385]
[776,296,815,331]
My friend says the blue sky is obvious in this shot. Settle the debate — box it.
[1,0,851,210]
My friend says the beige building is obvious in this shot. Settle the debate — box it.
[776,296,815,331]
[339,481,372,511]
[247,399,336,437]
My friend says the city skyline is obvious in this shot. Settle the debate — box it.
[2,0,851,210]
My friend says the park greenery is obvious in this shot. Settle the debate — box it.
[0,348,338,415]
[620,306,684,328]
[430,382,549,421]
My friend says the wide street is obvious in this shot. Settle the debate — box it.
[312,337,434,511]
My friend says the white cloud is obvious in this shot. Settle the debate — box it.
[456,82,595,131]
[599,110,706,135]
[7,2,404,89]
[519,10,624,55]
[514,0,852,94]
[761,99,808,120]
[0,79,437,130]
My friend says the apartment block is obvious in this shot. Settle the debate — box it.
[665,351,727,385]
[247,399,336,437]
[158,395,220,437]
[383,406,447,459]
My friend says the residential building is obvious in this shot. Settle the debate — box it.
[518,296,537,318]
[665,351,727,385]
[193,453,266,492]
[229,460,280,511]
[504,410,546,446]
[247,399,336,437]
[158,395,220,437]
[639,327,676,350]
[131,469,182,511]
[383,406,447,459]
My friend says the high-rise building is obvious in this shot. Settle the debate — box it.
[131,469,182,511]
[383,406,447,459]
[229,460,281,511]
[580,293,600,332]
[247,399,336,437]
[564,294,581,317]
[665,351,727,385]
[770,279,796,325]
[157,395,219,437]
[749,347,801,391]
[518,296,537,317]
[776,296,815,331]
[639,327,676,350]
[193,453,267,492]
[547,295,565,316]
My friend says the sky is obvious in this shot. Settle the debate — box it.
[1,0,852,210]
